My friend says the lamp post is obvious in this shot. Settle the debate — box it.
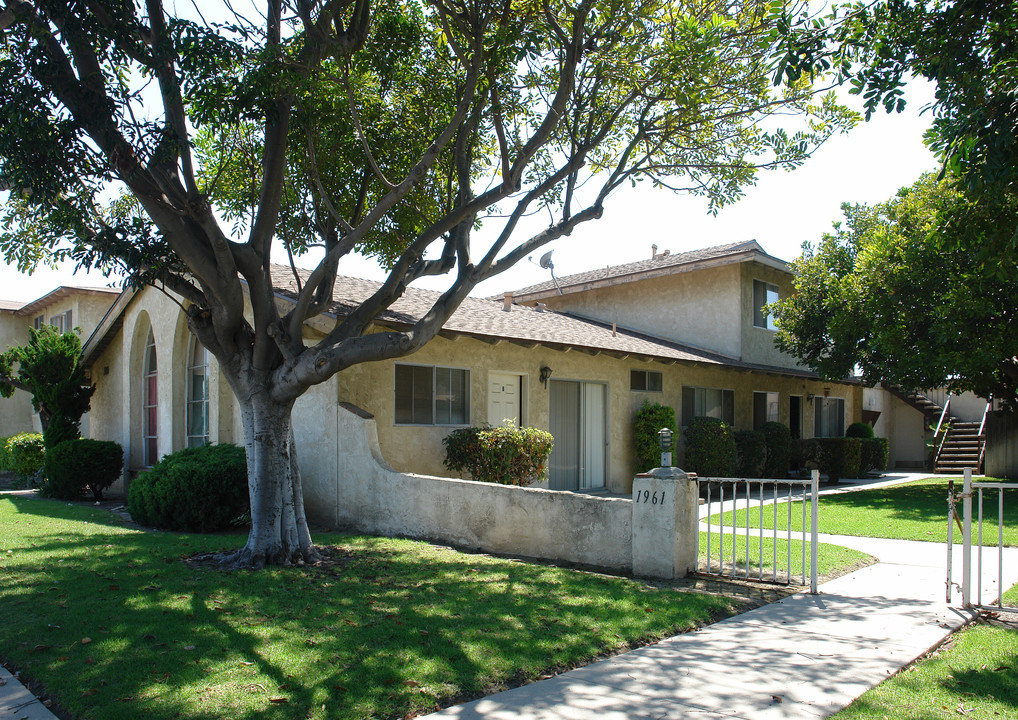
[658,427,674,468]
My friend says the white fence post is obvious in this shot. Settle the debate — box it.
[810,469,819,594]
[632,467,697,579]
[962,468,972,607]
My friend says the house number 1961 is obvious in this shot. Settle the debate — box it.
[633,490,665,505]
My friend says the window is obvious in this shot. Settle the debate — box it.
[395,364,469,425]
[32,315,44,330]
[753,391,779,431]
[814,397,845,438]
[681,386,734,426]
[186,336,210,447]
[630,369,663,392]
[753,279,779,330]
[143,330,158,465]
[50,310,72,333]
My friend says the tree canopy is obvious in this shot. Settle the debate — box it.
[774,0,1018,201]
[0,0,853,566]
[773,174,1018,409]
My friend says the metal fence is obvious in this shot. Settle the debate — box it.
[696,470,820,593]
[947,468,1018,611]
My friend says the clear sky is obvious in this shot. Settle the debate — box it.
[0,80,939,305]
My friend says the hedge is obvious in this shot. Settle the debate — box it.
[684,417,737,477]
[860,437,889,473]
[128,444,249,532]
[798,437,862,483]
[633,400,677,472]
[762,422,792,478]
[734,430,766,478]
[443,424,554,486]
[43,439,123,500]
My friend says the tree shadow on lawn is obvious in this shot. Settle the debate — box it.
[0,495,727,720]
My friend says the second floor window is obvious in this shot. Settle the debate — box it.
[753,279,779,330]
[395,364,469,426]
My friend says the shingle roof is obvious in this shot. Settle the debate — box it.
[504,240,784,300]
[269,265,819,378]
[0,299,22,312]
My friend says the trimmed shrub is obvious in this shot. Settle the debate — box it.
[0,436,9,471]
[846,422,875,439]
[128,444,249,532]
[762,422,793,478]
[633,400,677,472]
[860,437,889,473]
[735,430,766,478]
[799,437,862,482]
[684,417,737,477]
[5,433,45,483]
[43,439,123,500]
[443,424,554,486]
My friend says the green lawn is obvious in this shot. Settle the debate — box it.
[0,495,745,720]
[712,477,1018,545]
[697,531,871,584]
[832,584,1018,720]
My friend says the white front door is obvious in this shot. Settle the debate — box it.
[488,372,522,427]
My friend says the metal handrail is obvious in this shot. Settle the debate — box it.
[977,395,992,472]
[933,393,953,467]
[935,393,952,436]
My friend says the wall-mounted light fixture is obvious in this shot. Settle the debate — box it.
[823,387,831,398]
[807,393,815,404]
[539,366,553,388]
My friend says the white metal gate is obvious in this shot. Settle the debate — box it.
[947,469,1018,611]
[697,470,820,593]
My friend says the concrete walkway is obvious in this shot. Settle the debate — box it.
[420,534,1018,720]
[3,477,1014,720]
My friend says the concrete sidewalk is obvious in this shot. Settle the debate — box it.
[421,535,1018,720]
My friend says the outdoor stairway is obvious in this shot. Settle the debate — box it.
[934,421,985,474]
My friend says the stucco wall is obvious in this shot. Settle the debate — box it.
[328,404,634,570]
[331,327,861,492]
[0,311,33,437]
[739,262,801,370]
[528,264,744,358]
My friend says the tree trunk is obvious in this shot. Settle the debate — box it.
[225,393,320,568]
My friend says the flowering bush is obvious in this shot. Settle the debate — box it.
[443,424,554,486]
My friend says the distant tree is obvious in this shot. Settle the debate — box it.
[0,326,94,448]
[0,0,854,567]
[773,174,1018,410]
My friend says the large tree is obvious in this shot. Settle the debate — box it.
[0,0,853,567]
[773,174,1018,409]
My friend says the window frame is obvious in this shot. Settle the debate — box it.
[49,309,72,333]
[143,330,158,466]
[753,279,779,330]
[186,336,210,448]
[681,385,735,427]
[630,369,663,393]
[814,396,846,438]
[393,362,471,427]
[753,391,780,431]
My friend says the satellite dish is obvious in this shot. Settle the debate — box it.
[539,251,554,270]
